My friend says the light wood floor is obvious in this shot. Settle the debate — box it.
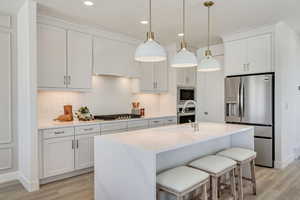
[1,160,300,200]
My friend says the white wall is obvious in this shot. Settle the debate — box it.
[197,44,225,122]
[17,0,39,191]
[274,22,300,168]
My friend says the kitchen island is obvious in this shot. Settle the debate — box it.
[94,122,254,200]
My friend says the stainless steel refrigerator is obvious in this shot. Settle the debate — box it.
[225,73,274,167]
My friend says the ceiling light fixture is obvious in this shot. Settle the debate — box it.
[171,0,197,68]
[198,1,221,72]
[140,20,149,25]
[83,0,94,6]
[134,0,167,62]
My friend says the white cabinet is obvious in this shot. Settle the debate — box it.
[224,34,272,76]
[75,133,96,170]
[67,31,93,89]
[37,25,93,90]
[93,37,140,77]
[37,24,67,88]
[43,136,75,178]
[176,67,196,86]
[137,61,168,93]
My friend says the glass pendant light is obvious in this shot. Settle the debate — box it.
[171,0,197,68]
[198,1,221,72]
[135,0,167,62]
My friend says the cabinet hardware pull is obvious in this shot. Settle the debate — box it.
[84,128,93,131]
[153,121,159,123]
[54,131,64,134]
[76,140,79,148]
[72,140,74,149]
[64,76,66,85]
[68,76,71,85]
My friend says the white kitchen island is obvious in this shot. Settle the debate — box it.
[94,122,254,200]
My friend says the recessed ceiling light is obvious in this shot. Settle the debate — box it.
[140,20,149,25]
[83,1,94,6]
[178,33,184,37]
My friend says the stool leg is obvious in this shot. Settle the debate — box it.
[156,189,160,200]
[202,183,208,200]
[250,160,257,195]
[230,169,237,200]
[211,176,218,200]
[237,166,244,200]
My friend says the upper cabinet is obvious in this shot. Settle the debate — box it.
[67,31,93,89]
[176,68,197,87]
[93,37,140,78]
[38,24,67,88]
[38,25,93,90]
[224,34,273,76]
[132,61,168,93]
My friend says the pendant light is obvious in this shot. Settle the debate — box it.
[135,0,167,62]
[198,1,221,72]
[171,0,197,68]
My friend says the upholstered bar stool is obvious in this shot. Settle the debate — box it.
[188,155,237,200]
[157,166,210,200]
[217,148,257,200]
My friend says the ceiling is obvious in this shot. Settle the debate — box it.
[3,0,300,47]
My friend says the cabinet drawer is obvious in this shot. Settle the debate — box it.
[101,122,127,132]
[149,119,165,128]
[43,127,74,139]
[75,125,100,135]
[164,117,177,125]
[127,120,149,129]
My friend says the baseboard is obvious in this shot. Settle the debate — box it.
[0,171,19,184]
[18,172,39,192]
[274,153,298,169]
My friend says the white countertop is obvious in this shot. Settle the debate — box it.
[38,114,177,130]
[96,122,254,153]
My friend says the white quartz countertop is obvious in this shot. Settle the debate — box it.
[95,122,254,154]
[38,114,176,130]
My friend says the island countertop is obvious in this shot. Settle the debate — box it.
[95,122,254,154]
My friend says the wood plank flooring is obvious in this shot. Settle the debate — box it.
[1,160,300,200]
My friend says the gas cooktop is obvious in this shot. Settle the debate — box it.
[94,114,141,121]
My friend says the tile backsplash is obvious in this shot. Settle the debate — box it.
[38,76,162,121]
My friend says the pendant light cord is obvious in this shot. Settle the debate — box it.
[183,0,186,43]
[207,5,210,51]
[149,0,152,33]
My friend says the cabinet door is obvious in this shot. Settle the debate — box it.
[75,134,96,170]
[247,34,272,74]
[140,62,154,91]
[224,40,247,76]
[154,61,168,92]
[37,24,67,88]
[67,30,92,89]
[43,137,74,178]
[176,68,186,86]
[184,68,196,86]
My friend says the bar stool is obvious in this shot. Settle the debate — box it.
[188,155,237,200]
[157,166,210,200]
[217,148,257,200]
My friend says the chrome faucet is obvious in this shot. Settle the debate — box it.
[182,100,199,132]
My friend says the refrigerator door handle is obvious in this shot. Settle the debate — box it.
[241,80,245,118]
[238,80,242,120]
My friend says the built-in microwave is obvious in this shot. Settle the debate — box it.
[177,87,195,103]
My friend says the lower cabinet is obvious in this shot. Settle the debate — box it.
[40,116,177,181]
[75,133,97,170]
[43,136,75,178]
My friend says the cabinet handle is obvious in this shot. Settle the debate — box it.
[84,128,93,131]
[72,140,74,149]
[54,131,64,134]
[153,121,160,123]
[68,76,71,85]
[155,81,158,89]
[64,76,66,85]
[76,140,79,149]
